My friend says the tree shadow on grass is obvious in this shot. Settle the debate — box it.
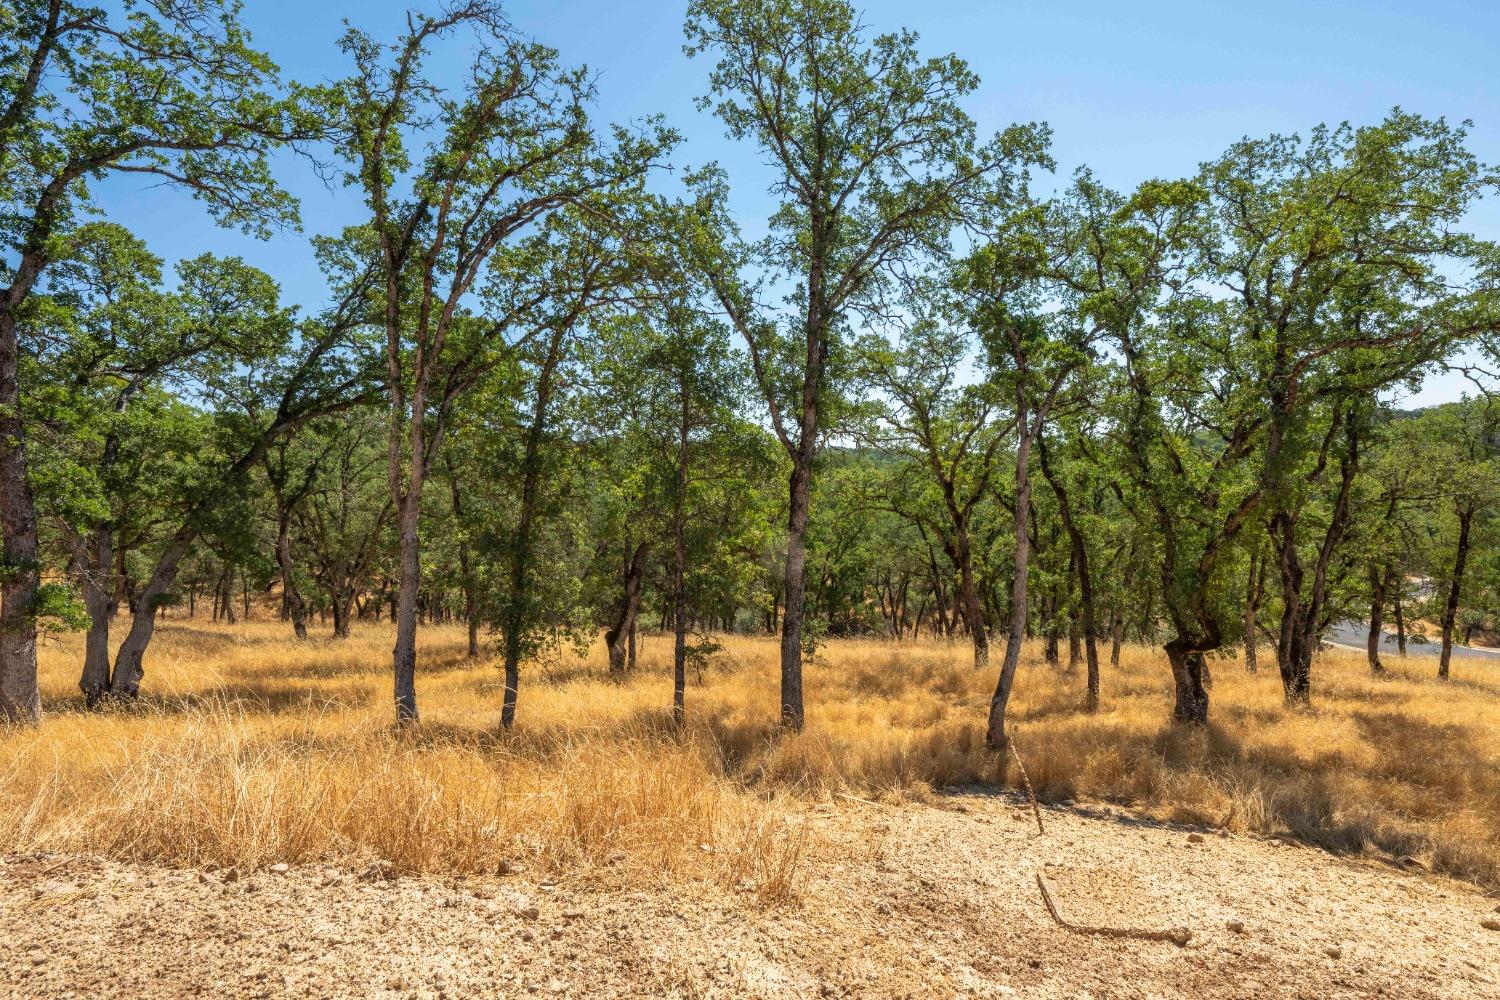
[42,682,364,718]
[952,715,1491,883]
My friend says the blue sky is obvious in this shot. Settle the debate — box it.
[97,0,1500,405]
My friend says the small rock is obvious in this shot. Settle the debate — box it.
[1187,833,1205,844]
[197,871,211,884]
[514,897,540,921]
[222,867,240,884]
[550,927,565,941]
[1059,799,1076,808]
[562,910,583,920]
[28,950,46,967]
[1480,918,1500,931]
[1325,945,1342,959]
[1226,920,1246,934]
[358,861,396,883]
[269,863,289,874]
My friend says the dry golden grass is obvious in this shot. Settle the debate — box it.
[3,620,1498,894]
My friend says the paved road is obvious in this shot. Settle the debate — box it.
[1325,620,1500,660]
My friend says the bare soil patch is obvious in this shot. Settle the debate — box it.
[6,793,1496,1000]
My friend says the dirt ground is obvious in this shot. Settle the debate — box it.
[4,791,1497,1000]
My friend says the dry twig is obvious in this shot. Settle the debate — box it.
[1035,872,1192,947]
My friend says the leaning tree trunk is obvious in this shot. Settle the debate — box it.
[109,531,196,699]
[0,309,41,723]
[1438,504,1474,681]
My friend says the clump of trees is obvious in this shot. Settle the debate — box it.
[2,0,1498,745]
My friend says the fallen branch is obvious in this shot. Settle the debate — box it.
[835,791,881,808]
[1035,871,1192,947]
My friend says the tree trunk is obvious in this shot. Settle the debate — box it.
[924,542,949,641]
[445,467,480,659]
[1243,550,1264,673]
[947,513,988,668]
[391,479,422,723]
[276,513,308,640]
[987,404,1037,751]
[331,585,356,639]
[1039,439,1099,710]
[76,526,114,707]
[1392,579,1407,656]
[1109,603,1123,667]
[219,567,236,624]
[672,382,689,724]
[1165,638,1209,723]
[1043,590,1060,664]
[779,453,811,730]
[1272,411,1359,704]
[0,308,40,722]
[605,541,649,676]
[1439,504,1473,681]
[109,532,195,698]
[500,328,565,728]
[1366,563,1390,675]
[1110,553,1133,668]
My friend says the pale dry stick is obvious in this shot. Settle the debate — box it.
[1007,736,1045,836]
[1011,735,1192,947]
[835,791,881,809]
[1035,871,1192,947]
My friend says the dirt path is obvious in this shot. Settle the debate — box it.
[4,792,1497,999]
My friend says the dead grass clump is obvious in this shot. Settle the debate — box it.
[4,620,1499,892]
